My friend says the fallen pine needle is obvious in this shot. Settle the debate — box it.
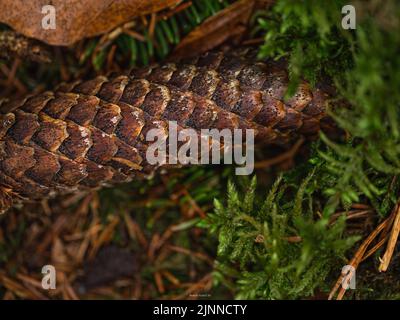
[329,200,400,300]
[379,203,400,272]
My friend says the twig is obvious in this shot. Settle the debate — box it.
[123,29,146,42]
[241,37,264,45]
[158,1,193,20]
[148,13,157,40]
[154,271,165,294]
[254,137,305,169]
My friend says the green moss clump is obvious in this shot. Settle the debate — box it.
[207,0,400,299]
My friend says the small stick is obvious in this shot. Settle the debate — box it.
[123,29,146,42]
[148,13,157,40]
[254,137,304,169]
[158,1,193,21]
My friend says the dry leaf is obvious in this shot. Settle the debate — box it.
[0,0,181,46]
[171,0,255,59]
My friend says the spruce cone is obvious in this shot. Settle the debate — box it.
[0,48,333,213]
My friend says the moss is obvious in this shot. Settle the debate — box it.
[207,0,400,299]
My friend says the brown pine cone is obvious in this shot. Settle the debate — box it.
[0,47,334,213]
